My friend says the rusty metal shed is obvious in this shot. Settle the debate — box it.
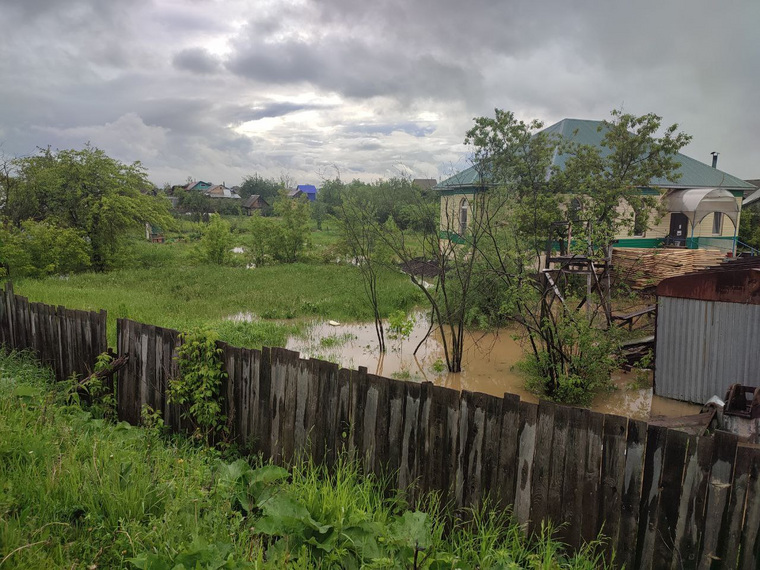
[655,268,760,403]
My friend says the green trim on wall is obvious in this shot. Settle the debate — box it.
[615,238,664,248]
[439,230,467,245]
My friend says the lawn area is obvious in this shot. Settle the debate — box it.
[13,233,422,348]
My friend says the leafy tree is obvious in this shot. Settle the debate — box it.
[200,214,232,265]
[271,190,311,263]
[463,109,689,402]
[3,145,173,271]
[177,188,211,222]
[739,202,760,251]
[246,212,278,266]
[0,221,91,277]
[238,174,280,202]
[560,110,692,255]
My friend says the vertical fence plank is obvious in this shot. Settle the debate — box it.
[671,435,714,570]
[739,446,760,570]
[653,430,691,568]
[529,400,556,535]
[350,367,368,466]
[599,414,629,553]
[697,430,738,569]
[616,418,648,568]
[547,404,570,530]
[561,406,588,550]
[336,368,352,460]
[399,381,422,500]
[719,444,754,569]
[457,391,488,509]
[268,348,285,464]
[580,410,604,544]
[318,359,339,466]
[481,392,503,505]
[635,424,668,569]
[495,393,521,510]
[257,347,272,459]
[425,384,459,503]
[292,357,311,460]
[363,374,386,476]
[514,400,538,527]
[385,377,406,481]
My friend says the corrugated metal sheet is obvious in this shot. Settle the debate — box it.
[655,296,760,403]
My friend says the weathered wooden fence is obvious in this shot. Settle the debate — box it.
[116,318,760,569]
[0,283,759,568]
[0,283,107,381]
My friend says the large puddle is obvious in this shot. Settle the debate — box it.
[277,312,699,421]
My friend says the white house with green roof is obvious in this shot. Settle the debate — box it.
[437,118,754,253]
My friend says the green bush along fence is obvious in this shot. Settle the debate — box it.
[1,283,759,568]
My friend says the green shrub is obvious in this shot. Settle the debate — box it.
[199,214,232,265]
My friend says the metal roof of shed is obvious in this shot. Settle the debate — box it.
[656,268,760,304]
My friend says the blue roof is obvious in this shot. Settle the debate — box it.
[437,118,754,191]
[297,184,318,195]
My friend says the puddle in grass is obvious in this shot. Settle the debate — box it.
[227,310,700,421]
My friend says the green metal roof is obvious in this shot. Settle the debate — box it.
[437,118,754,191]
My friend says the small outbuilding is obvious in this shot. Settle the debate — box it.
[241,194,269,215]
[654,267,760,403]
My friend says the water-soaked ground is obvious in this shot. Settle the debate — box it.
[273,312,699,421]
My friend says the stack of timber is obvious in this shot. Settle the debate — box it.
[613,247,726,290]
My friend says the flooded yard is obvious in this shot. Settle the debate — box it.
[283,312,699,421]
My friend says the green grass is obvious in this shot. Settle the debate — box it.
[0,351,615,569]
[13,235,422,349]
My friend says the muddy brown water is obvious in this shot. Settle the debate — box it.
[250,312,697,421]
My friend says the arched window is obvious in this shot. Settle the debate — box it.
[459,198,469,236]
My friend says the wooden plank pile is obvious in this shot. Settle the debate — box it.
[613,248,727,289]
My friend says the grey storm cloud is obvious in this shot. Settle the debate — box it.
[173,48,222,75]
[225,37,479,102]
[0,0,758,184]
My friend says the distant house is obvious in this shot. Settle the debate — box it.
[288,189,305,199]
[296,184,318,202]
[187,181,213,192]
[437,118,755,253]
[242,194,269,215]
[205,184,241,199]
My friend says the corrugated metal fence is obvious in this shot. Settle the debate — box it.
[656,297,760,403]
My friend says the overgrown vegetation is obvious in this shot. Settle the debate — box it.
[169,328,228,444]
[0,145,173,273]
[0,350,615,568]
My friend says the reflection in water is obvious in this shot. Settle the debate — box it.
[282,312,699,421]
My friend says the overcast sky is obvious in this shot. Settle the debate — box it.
[1,0,757,187]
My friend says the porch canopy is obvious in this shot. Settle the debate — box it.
[667,188,740,228]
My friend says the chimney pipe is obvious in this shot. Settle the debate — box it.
[711,152,719,168]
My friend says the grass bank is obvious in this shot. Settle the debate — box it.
[13,239,422,349]
[0,350,613,568]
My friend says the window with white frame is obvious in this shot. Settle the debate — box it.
[459,198,469,236]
